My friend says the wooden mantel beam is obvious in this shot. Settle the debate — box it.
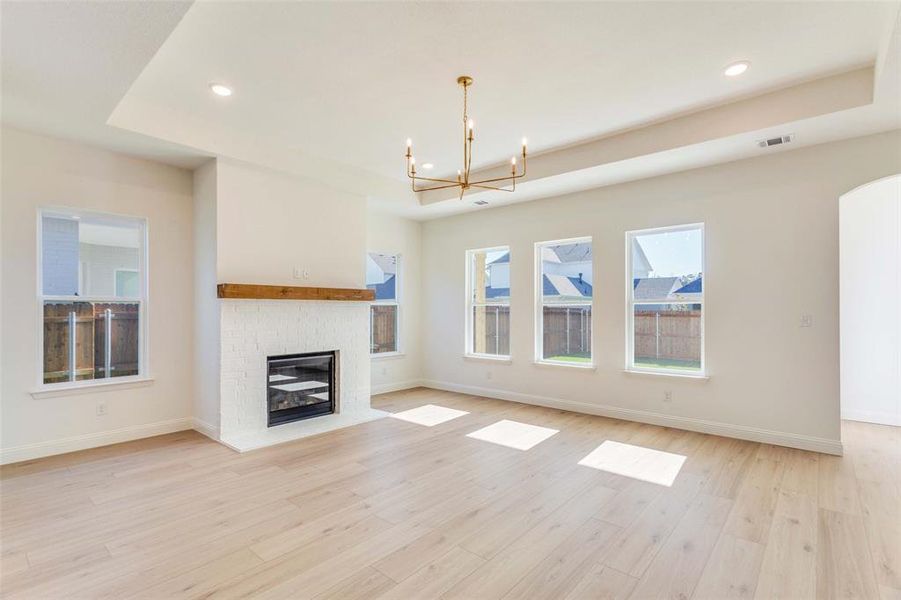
[217,283,374,302]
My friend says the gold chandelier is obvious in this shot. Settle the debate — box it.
[405,76,527,200]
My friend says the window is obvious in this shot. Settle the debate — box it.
[536,238,593,365]
[627,223,704,374]
[39,209,147,386]
[466,247,510,358]
[367,252,399,355]
[115,269,139,297]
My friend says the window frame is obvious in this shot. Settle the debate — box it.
[464,246,511,360]
[534,236,595,368]
[368,252,401,358]
[625,222,706,377]
[36,207,150,391]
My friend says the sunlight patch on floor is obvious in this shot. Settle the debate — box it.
[466,419,559,451]
[577,440,686,486]
[389,404,469,427]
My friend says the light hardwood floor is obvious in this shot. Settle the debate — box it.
[1,388,898,599]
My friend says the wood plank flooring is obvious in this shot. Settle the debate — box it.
[1,388,898,599]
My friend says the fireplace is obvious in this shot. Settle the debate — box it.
[267,351,337,427]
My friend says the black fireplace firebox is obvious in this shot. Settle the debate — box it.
[267,351,337,427]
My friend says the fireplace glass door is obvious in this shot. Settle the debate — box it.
[267,352,336,427]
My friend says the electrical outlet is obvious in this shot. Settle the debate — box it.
[381,367,387,376]
[96,401,107,416]
[486,370,493,380]
[664,390,672,402]
[293,266,311,280]
[800,314,813,328]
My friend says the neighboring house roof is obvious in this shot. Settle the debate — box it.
[484,274,592,301]
[488,252,510,265]
[367,273,395,301]
[633,275,702,301]
[543,274,592,298]
[550,242,592,263]
[368,252,397,276]
[541,243,592,264]
[675,277,702,294]
[485,286,510,299]
[633,276,681,300]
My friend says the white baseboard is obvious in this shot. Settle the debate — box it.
[0,417,194,465]
[371,379,425,395]
[842,408,900,427]
[192,418,221,441]
[421,379,843,456]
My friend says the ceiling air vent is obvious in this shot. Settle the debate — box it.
[473,200,489,206]
[758,134,793,148]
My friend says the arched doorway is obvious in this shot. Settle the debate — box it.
[840,175,901,425]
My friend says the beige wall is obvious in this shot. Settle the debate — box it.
[367,211,422,393]
[1,128,194,462]
[421,130,901,453]
[192,160,220,435]
[216,159,366,288]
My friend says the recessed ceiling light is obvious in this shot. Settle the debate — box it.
[209,83,233,97]
[724,61,750,77]
[422,163,434,170]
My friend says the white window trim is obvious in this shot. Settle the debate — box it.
[369,252,401,357]
[625,222,706,377]
[464,246,511,360]
[35,207,150,392]
[534,236,595,368]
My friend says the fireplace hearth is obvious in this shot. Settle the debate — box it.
[267,351,337,427]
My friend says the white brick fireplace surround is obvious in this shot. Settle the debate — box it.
[218,300,386,451]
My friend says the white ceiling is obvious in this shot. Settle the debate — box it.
[112,1,893,179]
[0,0,205,168]
[3,1,900,218]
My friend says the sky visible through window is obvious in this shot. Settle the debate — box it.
[635,228,702,277]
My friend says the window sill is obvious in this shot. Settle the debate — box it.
[371,352,405,361]
[464,354,512,364]
[31,376,154,399]
[623,369,709,380]
[534,360,597,371]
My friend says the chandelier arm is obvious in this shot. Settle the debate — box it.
[466,151,527,187]
[413,182,471,193]
[410,175,466,185]
[471,172,526,186]
[468,182,516,192]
